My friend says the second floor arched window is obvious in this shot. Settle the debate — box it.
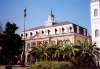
[95,30,99,37]
[94,9,98,17]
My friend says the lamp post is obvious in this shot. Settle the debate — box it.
[22,7,26,66]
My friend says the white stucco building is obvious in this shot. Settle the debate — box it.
[91,0,100,66]
[19,10,91,64]
[91,0,100,48]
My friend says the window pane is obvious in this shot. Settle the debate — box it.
[95,30,99,37]
[94,9,98,17]
[66,40,71,46]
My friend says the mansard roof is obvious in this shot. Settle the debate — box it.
[25,21,72,32]
[21,21,90,36]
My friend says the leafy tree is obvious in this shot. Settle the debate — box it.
[29,39,100,67]
[0,21,3,35]
[46,40,64,61]
[74,39,100,67]
[30,41,48,61]
[0,22,24,66]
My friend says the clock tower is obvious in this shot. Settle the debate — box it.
[91,0,100,48]
[91,0,100,66]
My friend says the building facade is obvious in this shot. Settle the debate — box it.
[91,0,100,48]
[19,10,91,64]
[90,0,100,66]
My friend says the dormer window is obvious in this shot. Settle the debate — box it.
[21,34,23,38]
[30,32,32,37]
[83,29,86,35]
[26,33,28,38]
[55,28,58,34]
[77,26,79,33]
[48,30,50,35]
[42,31,44,34]
[66,27,69,33]
[36,31,38,34]
[62,27,65,33]
[94,9,98,17]
[87,30,89,36]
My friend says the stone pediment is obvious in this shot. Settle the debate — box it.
[30,33,49,39]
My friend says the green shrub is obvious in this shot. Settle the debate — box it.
[27,61,74,69]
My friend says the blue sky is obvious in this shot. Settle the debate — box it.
[0,0,92,35]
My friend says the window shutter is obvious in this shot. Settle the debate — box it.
[84,29,86,35]
[69,27,71,32]
[87,30,89,36]
[61,28,62,33]
[53,28,55,34]
[66,27,69,33]
[51,28,53,34]
[77,26,79,33]
[45,30,48,35]
[59,28,61,34]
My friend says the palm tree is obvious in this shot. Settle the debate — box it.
[29,41,48,61]
[53,40,64,61]
[63,41,79,64]
[46,41,56,61]
[76,39,100,67]
[45,40,64,61]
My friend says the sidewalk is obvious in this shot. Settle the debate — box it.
[0,65,31,69]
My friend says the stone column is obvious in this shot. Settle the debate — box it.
[25,43,27,51]
[36,41,38,46]
[25,54,27,64]
[30,42,32,51]
[74,35,76,43]
[21,54,22,62]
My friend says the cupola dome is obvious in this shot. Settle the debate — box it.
[48,9,54,17]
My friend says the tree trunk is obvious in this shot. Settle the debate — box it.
[9,56,11,66]
[57,57,58,61]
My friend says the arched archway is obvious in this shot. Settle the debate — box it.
[38,41,42,45]
[66,40,71,46]
[77,40,81,43]
[32,43,36,46]
[58,40,62,45]
[27,54,30,63]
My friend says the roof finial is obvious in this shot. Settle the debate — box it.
[51,9,52,14]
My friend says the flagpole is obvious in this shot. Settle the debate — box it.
[21,7,26,66]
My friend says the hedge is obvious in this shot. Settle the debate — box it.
[27,61,74,69]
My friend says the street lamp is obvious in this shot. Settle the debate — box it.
[22,7,26,66]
